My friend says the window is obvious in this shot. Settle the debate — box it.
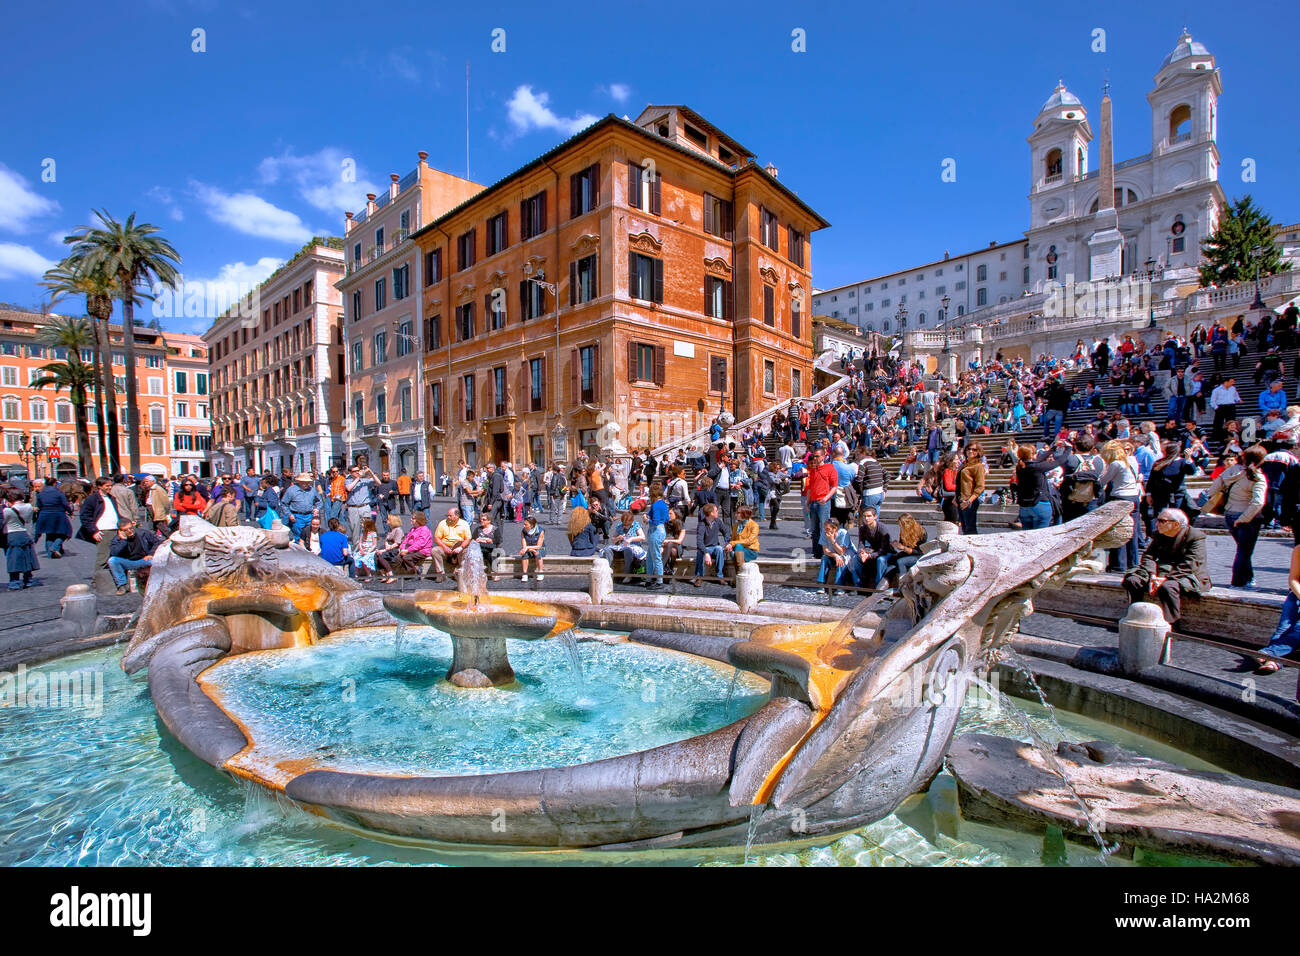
[353,396,364,428]
[954,281,965,291]
[1,367,16,386]
[577,343,600,402]
[485,289,507,329]
[520,191,547,240]
[999,271,1007,281]
[787,226,804,267]
[791,368,802,398]
[703,193,733,239]
[56,403,71,423]
[112,352,125,366]
[627,160,661,215]
[456,302,476,340]
[570,254,598,306]
[977,288,987,306]
[628,252,663,303]
[457,229,476,271]
[353,242,362,265]
[492,366,507,416]
[520,280,547,320]
[304,281,313,305]
[293,289,301,313]
[351,290,362,322]
[374,277,387,311]
[152,437,164,457]
[1172,215,1186,253]
[393,264,409,300]
[709,355,727,393]
[763,360,775,394]
[426,314,442,349]
[1024,266,1030,283]
[375,391,386,424]
[1,398,17,420]
[429,382,442,427]
[397,319,413,357]
[1169,104,1192,142]
[399,384,412,422]
[486,211,508,256]
[174,370,187,394]
[763,285,775,326]
[175,401,188,418]
[148,378,163,396]
[400,209,410,234]
[345,341,359,377]
[683,123,708,149]
[705,276,732,320]
[529,357,545,412]
[424,248,442,286]
[760,207,779,250]
[791,299,801,339]
[627,342,662,385]
[1045,148,1063,180]
[976,264,987,281]
[570,164,599,217]
[373,331,388,365]
[30,399,46,421]
[196,372,207,396]
[375,227,384,250]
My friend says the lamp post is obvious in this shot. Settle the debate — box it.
[1146,257,1158,329]
[1251,244,1266,311]
[14,431,31,471]
[895,303,908,361]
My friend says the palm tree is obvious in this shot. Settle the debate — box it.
[67,210,181,472]
[31,356,96,479]
[41,259,122,473]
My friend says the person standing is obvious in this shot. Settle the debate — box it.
[411,471,433,518]
[34,478,73,558]
[109,474,140,526]
[140,476,171,536]
[78,477,118,592]
[547,464,567,525]
[344,464,376,543]
[373,470,398,528]
[802,447,839,560]
[644,482,670,589]
[396,469,413,516]
[957,441,986,535]
[1207,445,1268,589]
[239,468,261,522]
[1099,439,1145,573]
[1254,544,1300,674]
[281,472,323,539]
[3,489,40,590]
[1209,376,1241,442]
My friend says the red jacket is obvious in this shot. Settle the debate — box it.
[803,463,839,502]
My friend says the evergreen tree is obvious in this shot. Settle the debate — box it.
[1198,195,1289,288]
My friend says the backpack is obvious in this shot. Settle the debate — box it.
[1062,454,1102,504]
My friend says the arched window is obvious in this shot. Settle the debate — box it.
[1044,148,1063,180]
[1088,188,1140,214]
[976,264,988,281]
[883,320,891,332]
[1171,214,1186,254]
[918,312,927,325]
[1169,104,1192,142]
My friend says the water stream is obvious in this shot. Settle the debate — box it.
[556,629,587,696]
[744,804,766,866]
[725,669,741,719]
[394,623,408,658]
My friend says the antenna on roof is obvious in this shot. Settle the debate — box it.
[465,61,471,180]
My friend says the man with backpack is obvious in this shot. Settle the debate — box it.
[1059,434,1104,523]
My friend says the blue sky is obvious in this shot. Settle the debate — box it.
[2,0,1296,332]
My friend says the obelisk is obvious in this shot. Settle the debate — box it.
[1087,84,1124,280]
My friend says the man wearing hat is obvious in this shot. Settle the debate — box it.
[280,472,323,538]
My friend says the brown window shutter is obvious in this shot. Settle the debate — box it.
[704,276,712,317]
[541,356,547,410]
[627,160,638,209]
[593,342,601,402]
[484,292,491,327]
[703,193,714,235]
[652,258,663,304]
[628,250,637,298]
[539,191,547,232]
[570,172,580,218]
[708,356,718,391]
[570,260,577,308]
[653,345,665,386]
[627,340,637,382]
[590,164,599,207]
[724,280,733,322]
[725,200,734,241]
[520,200,529,240]
[519,280,528,321]
[650,174,661,216]
[570,349,578,403]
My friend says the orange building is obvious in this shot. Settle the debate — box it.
[0,307,179,478]
[414,105,827,471]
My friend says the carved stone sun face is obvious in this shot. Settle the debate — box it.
[203,527,277,580]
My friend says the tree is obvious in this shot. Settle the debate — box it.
[41,259,122,474]
[1198,195,1290,288]
[31,357,96,479]
[67,211,181,472]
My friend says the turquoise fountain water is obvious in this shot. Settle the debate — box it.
[0,642,1226,867]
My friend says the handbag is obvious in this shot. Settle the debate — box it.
[1203,472,1243,517]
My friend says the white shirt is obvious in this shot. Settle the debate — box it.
[1209,384,1241,409]
[97,494,119,532]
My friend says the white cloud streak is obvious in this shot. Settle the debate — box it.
[0,163,60,232]
[191,181,315,243]
[506,86,600,137]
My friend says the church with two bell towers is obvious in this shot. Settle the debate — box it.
[1026,30,1227,287]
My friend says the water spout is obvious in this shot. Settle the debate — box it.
[557,629,586,694]
[394,622,408,658]
[458,543,488,601]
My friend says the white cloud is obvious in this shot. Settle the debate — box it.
[0,242,57,280]
[257,147,382,216]
[608,83,630,103]
[191,181,315,243]
[154,256,286,331]
[0,163,60,232]
[148,186,184,222]
[388,50,420,83]
[506,86,600,137]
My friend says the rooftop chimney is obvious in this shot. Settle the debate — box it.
[366,193,377,216]
[389,174,400,200]
[417,150,428,164]
[344,211,354,235]
[764,163,778,178]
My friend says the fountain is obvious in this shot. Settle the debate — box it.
[381,543,581,687]
[113,502,1240,854]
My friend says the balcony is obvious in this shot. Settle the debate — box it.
[359,422,391,439]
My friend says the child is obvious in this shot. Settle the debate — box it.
[898,447,920,481]
[511,480,527,522]
[519,515,546,582]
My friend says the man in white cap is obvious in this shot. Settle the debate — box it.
[280,472,323,538]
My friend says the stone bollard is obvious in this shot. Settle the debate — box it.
[590,557,613,606]
[59,584,98,638]
[736,562,763,614]
[1118,601,1171,675]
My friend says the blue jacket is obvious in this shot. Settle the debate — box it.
[1260,389,1288,416]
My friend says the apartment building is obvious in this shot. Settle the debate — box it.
[163,332,212,477]
[337,152,482,479]
[206,239,347,476]
[414,105,827,472]
[0,307,174,477]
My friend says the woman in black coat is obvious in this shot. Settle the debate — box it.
[34,482,73,558]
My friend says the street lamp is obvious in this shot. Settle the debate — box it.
[940,294,951,354]
[1251,244,1266,310]
[895,303,908,359]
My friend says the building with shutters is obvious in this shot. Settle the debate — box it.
[337,153,483,481]
[162,331,212,477]
[414,105,827,471]
[206,239,347,477]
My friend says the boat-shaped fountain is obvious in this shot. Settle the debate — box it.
[121,503,1135,850]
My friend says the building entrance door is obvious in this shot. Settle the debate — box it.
[492,432,510,465]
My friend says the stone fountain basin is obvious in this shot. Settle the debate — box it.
[384,590,580,641]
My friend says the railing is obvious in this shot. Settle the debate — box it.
[648,349,850,459]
